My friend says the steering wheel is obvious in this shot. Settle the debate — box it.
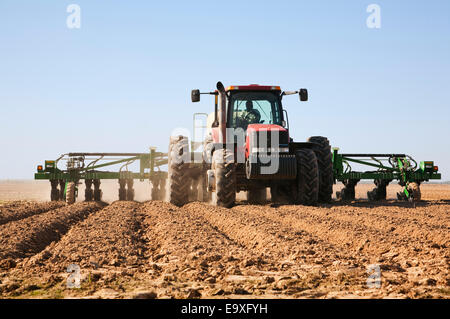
[244,110,261,123]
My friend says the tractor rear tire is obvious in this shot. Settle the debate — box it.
[247,188,267,204]
[66,182,76,205]
[168,136,189,207]
[408,182,421,202]
[308,136,333,203]
[212,149,236,208]
[295,149,319,206]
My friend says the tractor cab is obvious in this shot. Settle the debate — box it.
[192,84,307,137]
[226,85,284,131]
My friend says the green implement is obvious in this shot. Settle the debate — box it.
[332,149,441,202]
[35,149,168,204]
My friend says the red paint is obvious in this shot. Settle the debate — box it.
[211,127,221,143]
[226,85,281,91]
[245,124,287,158]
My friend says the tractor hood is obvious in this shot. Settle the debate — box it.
[245,124,290,158]
[246,123,287,134]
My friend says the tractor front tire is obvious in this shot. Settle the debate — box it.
[168,136,189,206]
[308,136,333,203]
[212,149,236,208]
[295,149,319,206]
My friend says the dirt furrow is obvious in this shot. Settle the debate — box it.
[0,201,65,226]
[330,201,450,226]
[0,183,448,299]
[184,202,328,260]
[24,201,147,273]
[242,204,449,296]
[0,202,104,266]
[183,202,373,297]
[273,205,449,258]
[319,205,449,246]
[142,201,280,298]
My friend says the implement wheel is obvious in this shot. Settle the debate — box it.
[59,180,65,200]
[126,179,134,201]
[119,188,127,201]
[151,179,161,200]
[337,179,359,201]
[212,149,236,208]
[408,182,421,202]
[367,179,390,201]
[93,179,102,201]
[247,188,266,204]
[168,136,189,206]
[85,189,93,201]
[51,189,60,201]
[270,184,290,204]
[85,179,93,201]
[294,149,319,206]
[126,189,135,201]
[308,136,333,203]
[50,180,59,201]
[118,179,126,201]
[66,182,76,205]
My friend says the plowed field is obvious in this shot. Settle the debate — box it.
[0,184,448,299]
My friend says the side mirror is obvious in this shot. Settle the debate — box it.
[191,89,200,102]
[299,89,308,101]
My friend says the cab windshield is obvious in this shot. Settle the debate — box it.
[228,91,282,130]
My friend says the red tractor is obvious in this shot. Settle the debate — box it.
[168,82,333,207]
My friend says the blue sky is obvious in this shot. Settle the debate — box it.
[0,0,449,180]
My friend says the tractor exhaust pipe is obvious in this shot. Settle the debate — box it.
[216,81,227,144]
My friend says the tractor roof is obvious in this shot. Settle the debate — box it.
[226,84,281,92]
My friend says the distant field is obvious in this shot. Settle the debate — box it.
[1,180,449,203]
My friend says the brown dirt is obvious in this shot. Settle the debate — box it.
[0,201,65,226]
[0,183,448,299]
[0,202,104,261]
[27,201,147,273]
